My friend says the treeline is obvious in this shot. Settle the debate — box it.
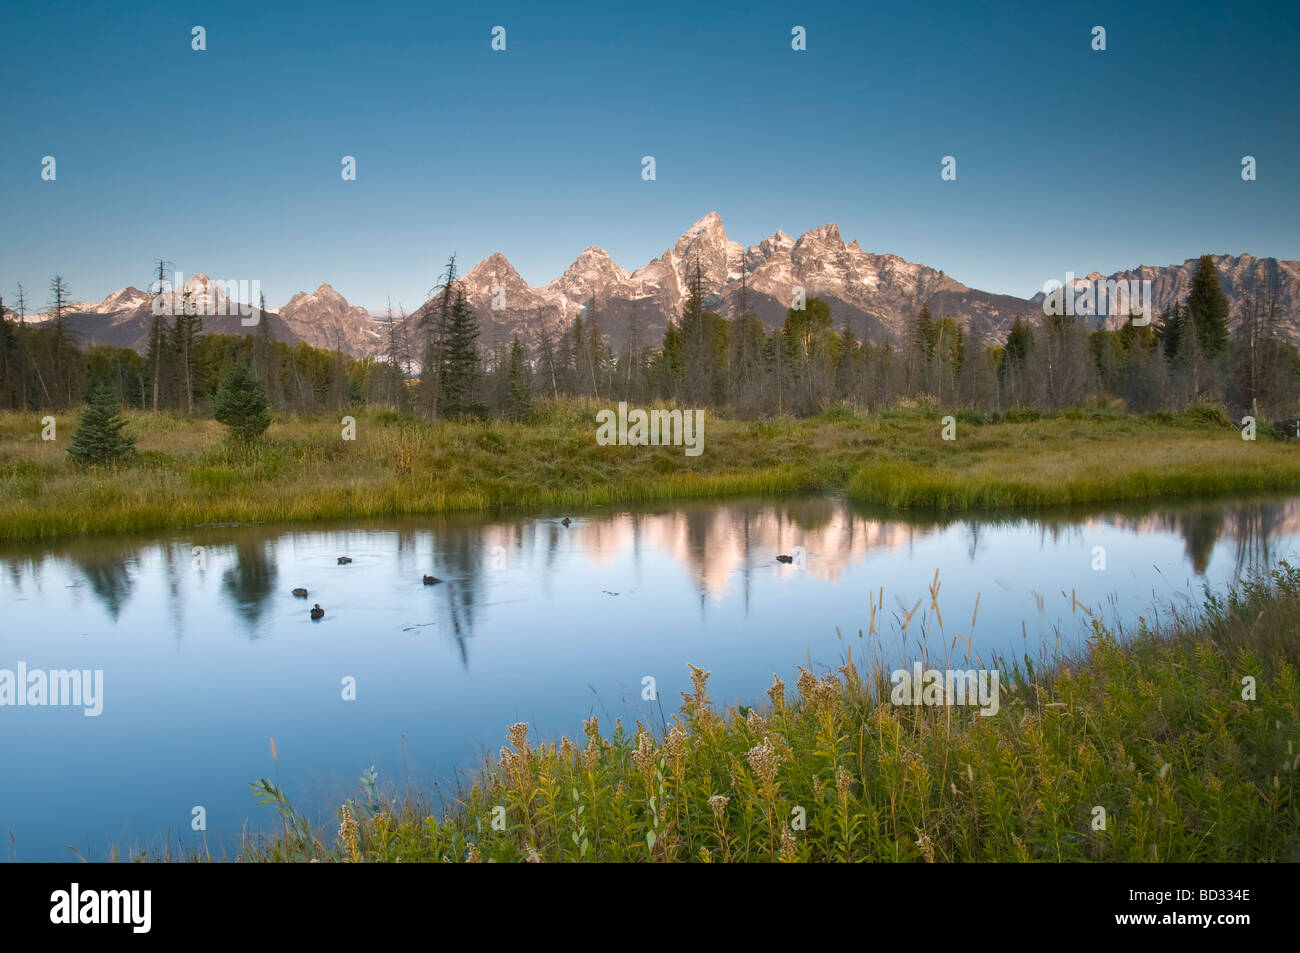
[6,255,1298,421]
[0,275,368,414]
[404,253,1299,422]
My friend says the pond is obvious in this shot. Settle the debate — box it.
[2,494,1297,860]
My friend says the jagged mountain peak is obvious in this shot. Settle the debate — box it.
[673,211,735,258]
[44,220,1300,361]
[800,223,845,246]
[100,286,150,312]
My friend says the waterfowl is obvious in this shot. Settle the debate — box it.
[561,517,572,527]
[776,554,794,563]
[423,575,442,585]
[292,587,308,598]
[310,604,325,620]
[337,556,352,565]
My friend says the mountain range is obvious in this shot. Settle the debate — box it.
[11,214,1300,356]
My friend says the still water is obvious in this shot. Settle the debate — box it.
[2,494,1297,860]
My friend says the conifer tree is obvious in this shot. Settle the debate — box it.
[213,361,271,442]
[438,290,481,416]
[67,382,135,465]
[505,336,531,420]
[1186,255,1230,360]
[421,255,458,418]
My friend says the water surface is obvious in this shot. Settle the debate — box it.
[2,494,1296,861]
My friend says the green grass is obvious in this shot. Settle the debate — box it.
[2,400,1299,542]
[170,561,1300,863]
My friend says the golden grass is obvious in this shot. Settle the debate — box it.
[3,401,1299,542]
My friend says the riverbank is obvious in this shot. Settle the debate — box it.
[228,562,1300,862]
[3,400,1299,542]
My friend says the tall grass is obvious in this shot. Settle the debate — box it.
[2,401,1299,542]
[216,563,1300,863]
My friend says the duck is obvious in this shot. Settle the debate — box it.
[561,517,572,527]
[337,556,352,565]
[291,587,308,598]
[310,604,325,620]
[423,575,442,585]
[775,554,794,564]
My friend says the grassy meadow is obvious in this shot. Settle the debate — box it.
[17,397,1297,863]
[161,561,1299,863]
[3,399,1300,543]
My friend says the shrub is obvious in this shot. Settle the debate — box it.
[1180,402,1233,429]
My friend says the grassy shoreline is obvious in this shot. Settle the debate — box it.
[206,562,1300,863]
[3,400,1300,543]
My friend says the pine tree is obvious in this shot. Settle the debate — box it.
[421,255,458,418]
[213,362,271,442]
[255,291,274,401]
[47,274,79,407]
[147,259,173,411]
[505,336,531,420]
[67,382,135,465]
[1187,255,1230,360]
[1001,316,1032,377]
[1156,303,1186,360]
[13,284,30,411]
[0,294,14,409]
[584,295,602,398]
[534,319,559,399]
[913,303,937,359]
[170,287,203,414]
[438,289,481,416]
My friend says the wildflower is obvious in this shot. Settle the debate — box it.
[666,723,688,768]
[796,665,816,700]
[632,729,657,779]
[688,663,711,699]
[582,740,600,774]
[708,794,729,824]
[746,737,782,789]
[466,843,482,863]
[779,823,798,862]
[582,716,600,741]
[768,673,786,711]
[498,746,517,772]
[835,766,852,804]
[507,722,530,755]
[526,846,542,863]
[811,674,840,719]
[746,707,768,738]
[559,736,577,764]
[338,803,360,863]
[681,664,716,724]
[1011,833,1029,861]
[915,828,936,863]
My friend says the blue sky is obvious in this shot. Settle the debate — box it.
[2,0,1296,311]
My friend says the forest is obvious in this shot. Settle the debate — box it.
[3,254,1296,424]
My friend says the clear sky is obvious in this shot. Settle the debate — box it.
[2,0,1296,312]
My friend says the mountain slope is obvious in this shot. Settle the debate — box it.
[19,217,1300,356]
